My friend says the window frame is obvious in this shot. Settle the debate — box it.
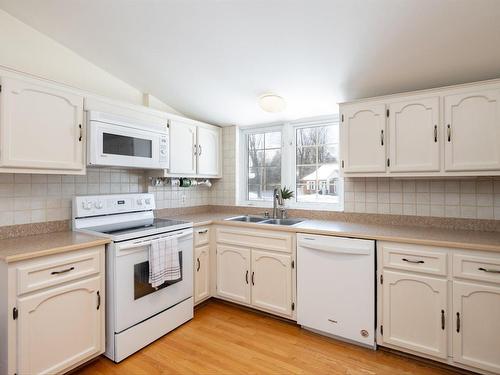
[238,115,343,211]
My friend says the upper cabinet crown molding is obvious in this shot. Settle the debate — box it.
[340,79,500,177]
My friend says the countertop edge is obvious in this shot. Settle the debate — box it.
[190,218,500,253]
[3,238,111,263]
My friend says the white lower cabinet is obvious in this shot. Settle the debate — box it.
[0,246,105,375]
[378,241,500,375]
[215,226,296,319]
[382,270,447,359]
[251,250,292,316]
[452,281,500,374]
[194,244,210,304]
[216,245,251,304]
[17,276,102,375]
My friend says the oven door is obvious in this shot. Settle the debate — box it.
[113,229,193,333]
[89,120,165,169]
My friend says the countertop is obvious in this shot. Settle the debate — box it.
[171,212,500,253]
[0,231,111,263]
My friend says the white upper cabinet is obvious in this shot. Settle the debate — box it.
[0,77,85,174]
[389,97,440,172]
[341,104,386,173]
[167,119,221,177]
[197,125,221,176]
[444,89,500,171]
[169,119,197,175]
[340,79,500,177]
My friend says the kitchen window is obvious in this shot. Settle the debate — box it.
[240,116,342,210]
[245,128,282,201]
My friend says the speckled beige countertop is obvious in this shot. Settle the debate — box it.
[0,231,111,263]
[169,212,500,253]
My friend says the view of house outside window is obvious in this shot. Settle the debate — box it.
[295,124,340,204]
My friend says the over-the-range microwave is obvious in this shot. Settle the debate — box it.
[87,111,169,169]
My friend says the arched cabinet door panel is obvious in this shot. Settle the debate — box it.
[216,245,251,304]
[444,90,500,171]
[251,250,292,316]
[341,104,386,173]
[382,270,447,359]
[194,245,210,304]
[452,281,500,374]
[0,77,84,171]
[389,97,440,172]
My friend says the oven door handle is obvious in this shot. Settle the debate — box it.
[117,230,192,251]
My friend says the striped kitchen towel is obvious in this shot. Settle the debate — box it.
[149,237,181,288]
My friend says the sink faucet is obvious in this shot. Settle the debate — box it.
[272,186,283,219]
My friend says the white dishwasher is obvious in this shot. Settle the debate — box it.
[297,233,376,348]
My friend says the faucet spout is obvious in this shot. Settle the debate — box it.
[272,186,283,219]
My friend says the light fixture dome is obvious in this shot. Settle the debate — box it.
[258,93,286,113]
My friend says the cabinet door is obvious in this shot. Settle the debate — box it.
[453,281,500,373]
[169,119,197,174]
[389,97,440,172]
[382,270,447,359]
[251,250,292,316]
[17,276,102,375]
[197,125,220,176]
[0,77,84,171]
[444,89,500,171]
[341,104,386,173]
[194,245,210,304]
[216,245,251,304]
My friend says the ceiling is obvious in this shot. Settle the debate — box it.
[1,0,500,126]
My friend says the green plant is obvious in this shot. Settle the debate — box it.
[280,186,294,200]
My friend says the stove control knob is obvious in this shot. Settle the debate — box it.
[145,198,152,205]
[82,201,92,210]
[137,199,143,206]
[95,201,104,209]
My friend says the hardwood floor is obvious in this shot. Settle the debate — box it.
[75,300,459,375]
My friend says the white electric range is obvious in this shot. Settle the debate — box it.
[73,193,194,362]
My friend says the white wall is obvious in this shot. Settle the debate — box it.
[0,9,180,114]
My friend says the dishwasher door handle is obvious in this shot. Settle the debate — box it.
[299,243,371,255]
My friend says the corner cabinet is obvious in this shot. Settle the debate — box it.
[340,79,500,177]
[215,226,296,319]
[166,118,221,178]
[0,246,106,375]
[377,241,500,375]
[0,77,85,174]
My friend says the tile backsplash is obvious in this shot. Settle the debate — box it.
[344,177,500,220]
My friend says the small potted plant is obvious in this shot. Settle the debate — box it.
[280,186,294,205]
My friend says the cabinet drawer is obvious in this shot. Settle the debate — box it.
[194,227,210,246]
[453,253,500,284]
[216,226,293,253]
[17,247,102,295]
[381,242,447,276]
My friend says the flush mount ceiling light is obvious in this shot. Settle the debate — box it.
[258,93,286,113]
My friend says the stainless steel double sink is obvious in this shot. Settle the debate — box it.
[225,215,304,226]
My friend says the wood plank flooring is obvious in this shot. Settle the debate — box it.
[75,300,459,375]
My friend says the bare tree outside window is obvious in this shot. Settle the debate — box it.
[247,131,281,201]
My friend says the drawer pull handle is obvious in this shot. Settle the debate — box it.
[198,229,208,234]
[402,258,424,264]
[196,258,201,272]
[328,318,338,324]
[478,267,500,274]
[51,266,75,275]
[441,309,445,330]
